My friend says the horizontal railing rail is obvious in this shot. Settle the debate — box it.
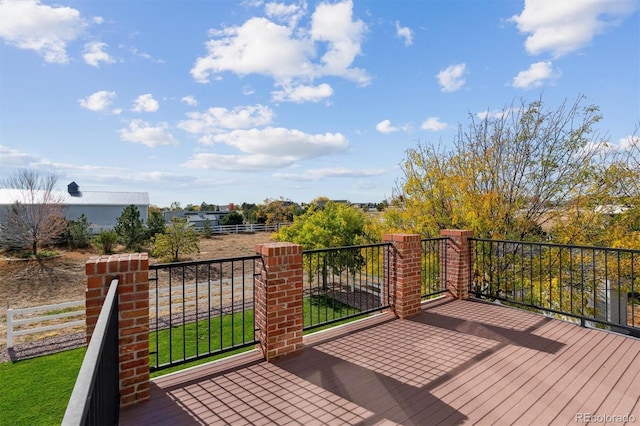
[421,237,448,300]
[148,255,260,371]
[471,238,640,337]
[302,243,391,331]
[62,279,119,426]
[6,300,85,348]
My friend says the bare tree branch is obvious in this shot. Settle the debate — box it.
[0,169,67,256]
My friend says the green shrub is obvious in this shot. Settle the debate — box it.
[146,208,166,240]
[114,205,145,250]
[221,210,244,226]
[201,218,213,238]
[66,214,92,249]
[95,229,118,254]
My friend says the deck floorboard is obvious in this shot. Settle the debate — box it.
[120,297,640,425]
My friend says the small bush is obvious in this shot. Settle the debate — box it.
[18,249,59,259]
[66,214,92,249]
[95,229,118,254]
[201,218,213,238]
[221,211,244,226]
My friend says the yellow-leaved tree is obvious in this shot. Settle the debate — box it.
[386,95,617,243]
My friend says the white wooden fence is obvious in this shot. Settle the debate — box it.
[5,278,253,348]
[6,300,85,348]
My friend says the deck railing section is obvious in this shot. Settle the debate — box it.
[421,237,448,299]
[62,279,119,426]
[148,255,260,372]
[471,238,640,336]
[302,243,391,331]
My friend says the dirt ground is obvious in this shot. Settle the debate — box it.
[0,232,274,347]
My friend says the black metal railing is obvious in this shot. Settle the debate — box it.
[471,239,640,336]
[149,256,260,371]
[421,237,448,299]
[302,243,391,331]
[62,279,119,426]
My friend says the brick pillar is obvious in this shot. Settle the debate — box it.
[383,234,423,319]
[440,230,474,299]
[85,253,150,407]
[254,242,304,361]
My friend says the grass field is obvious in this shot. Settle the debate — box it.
[0,347,85,426]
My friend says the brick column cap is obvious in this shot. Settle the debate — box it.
[383,233,421,243]
[440,229,474,238]
[255,242,302,257]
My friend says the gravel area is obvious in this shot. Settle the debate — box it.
[0,332,86,363]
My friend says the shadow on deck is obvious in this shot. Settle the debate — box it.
[120,297,640,425]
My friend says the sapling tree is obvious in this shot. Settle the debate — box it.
[152,217,199,262]
[114,205,146,250]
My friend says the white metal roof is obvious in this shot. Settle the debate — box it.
[0,189,149,206]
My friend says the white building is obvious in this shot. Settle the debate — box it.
[0,181,149,234]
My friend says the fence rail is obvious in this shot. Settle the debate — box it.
[471,238,640,336]
[302,243,391,331]
[6,300,85,348]
[62,279,119,426]
[197,223,283,234]
[148,255,260,372]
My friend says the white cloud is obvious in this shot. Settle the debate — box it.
[181,95,198,106]
[129,46,164,63]
[395,21,413,46]
[436,63,467,92]
[310,0,369,84]
[119,120,179,147]
[211,127,347,158]
[83,41,114,67]
[272,83,333,103]
[0,0,86,63]
[184,127,348,171]
[178,105,274,136]
[264,1,306,27]
[0,145,39,167]
[190,0,369,92]
[594,134,640,155]
[191,17,314,83]
[510,0,636,58]
[376,119,410,134]
[273,167,386,181]
[183,153,294,171]
[132,94,159,112]
[92,16,104,25]
[619,134,640,150]
[512,61,559,89]
[78,90,117,112]
[376,119,398,134]
[421,117,448,131]
[242,85,256,96]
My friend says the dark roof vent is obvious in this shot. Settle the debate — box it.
[68,182,80,196]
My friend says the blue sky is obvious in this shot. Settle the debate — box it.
[0,0,638,208]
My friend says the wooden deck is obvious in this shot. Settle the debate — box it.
[120,297,640,425]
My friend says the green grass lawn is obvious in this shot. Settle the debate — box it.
[150,294,364,377]
[0,348,85,426]
[0,294,366,423]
